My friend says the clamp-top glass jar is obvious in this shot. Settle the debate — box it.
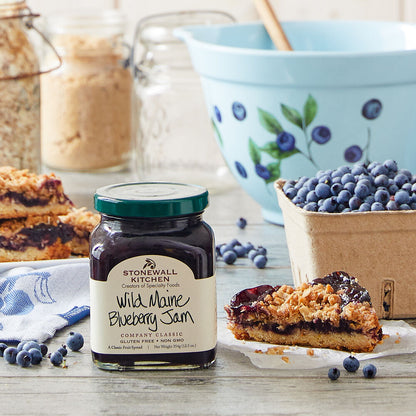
[133,11,236,190]
[0,0,59,172]
[41,10,133,172]
[90,182,216,370]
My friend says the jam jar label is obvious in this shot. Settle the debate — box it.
[90,255,216,355]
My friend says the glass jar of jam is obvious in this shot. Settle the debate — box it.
[90,182,216,370]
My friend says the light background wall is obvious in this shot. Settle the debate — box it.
[28,0,416,38]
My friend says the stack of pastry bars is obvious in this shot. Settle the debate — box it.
[0,166,99,262]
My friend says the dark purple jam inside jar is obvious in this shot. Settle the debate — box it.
[90,182,216,370]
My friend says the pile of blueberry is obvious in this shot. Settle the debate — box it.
[216,239,268,269]
[0,331,84,368]
[328,355,377,380]
[283,160,416,212]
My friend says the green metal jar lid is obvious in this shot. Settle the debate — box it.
[94,182,209,218]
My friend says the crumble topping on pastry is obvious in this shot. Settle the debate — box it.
[225,271,383,352]
[0,166,72,219]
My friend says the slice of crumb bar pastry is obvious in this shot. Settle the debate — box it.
[0,214,75,262]
[59,207,100,257]
[224,271,383,353]
[0,166,73,219]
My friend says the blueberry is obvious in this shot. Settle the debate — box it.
[253,254,267,269]
[235,161,247,178]
[220,244,234,256]
[257,246,267,256]
[305,177,318,190]
[232,101,246,120]
[16,341,25,352]
[322,197,338,213]
[331,183,343,195]
[328,367,340,380]
[394,190,410,205]
[386,200,399,210]
[349,196,362,210]
[66,332,84,352]
[374,174,389,187]
[292,195,305,205]
[214,105,222,123]
[243,242,255,253]
[400,204,411,210]
[23,341,41,352]
[236,217,247,229]
[306,190,319,203]
[229,238,240,247]
[233,245,247,257]
[297,186,309,200]
[362,99,382,120]
[311,125,331,144]
[344,145,363,163]
[57,345,68,357]
[388,184,399,195]
[399,168,412,179]
[384,159,398,172]
[394,173,409,188]
[315,183,331,199]
[344,182,356,194]
[374,189,390,205]
[0,343,8,357]
[337,190,352,205]
[16,350,32,367]
[50,351,63,367]
[371,164,388,177]
[255,163,271,180]
[28,348,42,365]
[358,202,371,211]
[402,183,412,193]
[4,347,18,364]
[248,249,259,261]
[341,173,355,185]
[318,174,332,185]
[304,202,318,211]
[351,164,367,176]
[355,183,370,199]
[343,355,360,372]
[363,363,377,378]
[371,202,385,211]
[276,132,296,152]
[285,187,298,200]
[223,250,237,265]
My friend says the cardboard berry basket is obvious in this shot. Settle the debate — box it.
[275,179,416,319]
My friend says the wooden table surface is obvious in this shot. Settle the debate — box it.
[1,169,416,416]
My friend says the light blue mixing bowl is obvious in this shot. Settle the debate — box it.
[176,21,416,224]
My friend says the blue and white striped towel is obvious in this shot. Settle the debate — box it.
[0,258,90,343]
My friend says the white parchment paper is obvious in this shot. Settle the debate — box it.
[218,319,416,369]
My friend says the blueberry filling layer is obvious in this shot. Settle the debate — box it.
[0,223,75,251]
[234,319,382,341]
[0,186,70,208]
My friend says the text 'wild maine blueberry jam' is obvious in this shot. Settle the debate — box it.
[90,182,216,370]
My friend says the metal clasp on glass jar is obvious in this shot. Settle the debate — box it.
[131,10,236,192]
[0,0,61,172]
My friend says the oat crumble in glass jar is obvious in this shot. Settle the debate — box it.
[90,182,216,370]
[132,11,236,191]
[41,10,133,172]
[0,0,51,172]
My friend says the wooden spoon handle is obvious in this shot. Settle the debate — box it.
[254,0,292,51]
